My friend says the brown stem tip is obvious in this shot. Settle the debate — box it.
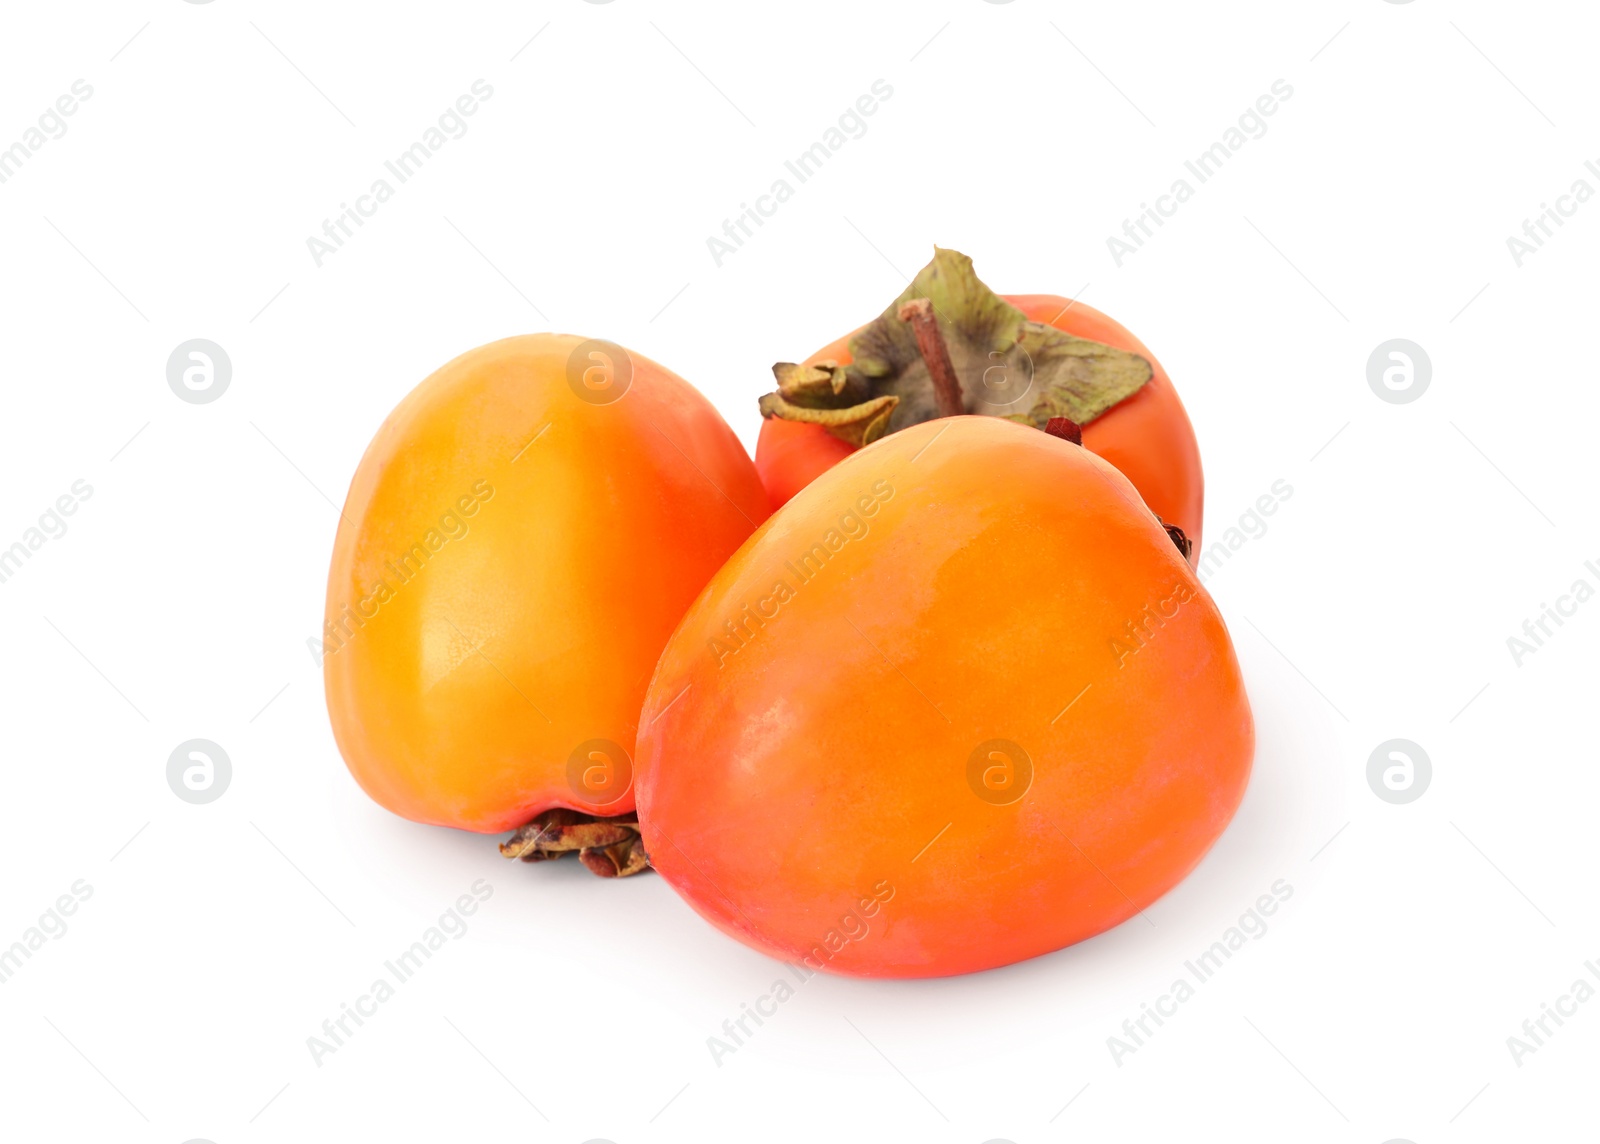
[500,808,651,877]
[1044,416,1082,445]
[1160,520,1194,561]
[897,298,965,418]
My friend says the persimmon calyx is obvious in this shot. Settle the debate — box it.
[757,388,899,448]
[500,808,651,877]
[757,247,1153,446]
[1158,518,1194,560]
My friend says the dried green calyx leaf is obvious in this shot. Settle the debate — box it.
[773,360,851,404]
[757,389,898,447]
[757,247,1153,445]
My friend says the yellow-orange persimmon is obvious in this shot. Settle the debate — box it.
[324,335,770,839]
[637,416,1251,977]
[756,249,1204,554]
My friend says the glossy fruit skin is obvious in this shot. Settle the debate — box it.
[638,416,1251,978]
[755,295,1205,552]
[324,334,770,833]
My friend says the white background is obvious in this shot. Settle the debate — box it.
[1,1,1595,1141]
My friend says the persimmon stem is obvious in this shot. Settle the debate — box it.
[897,298,964,417]
[1160,520,1194,561]
[500,808,651,877]
[1044,417,1082,445]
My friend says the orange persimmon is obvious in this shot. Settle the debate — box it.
[636,415,1252,977]
[755,248,1204,554]
[323,335,770,851]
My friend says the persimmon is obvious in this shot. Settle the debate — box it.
[635,415,1252,977]
[323,334,770,869]
[755,248,1205,554]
